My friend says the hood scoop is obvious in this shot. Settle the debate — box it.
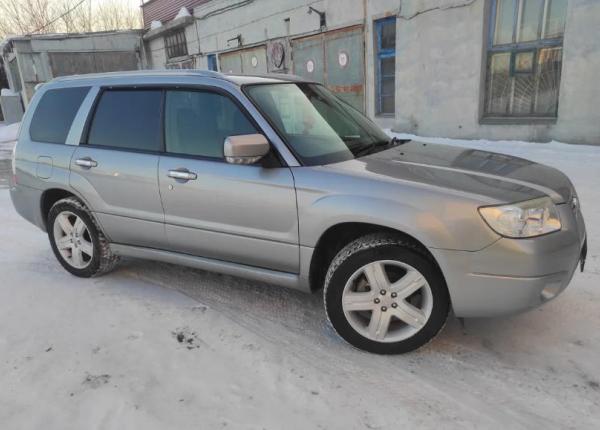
[391,159,564,203]
[367,142,573,204]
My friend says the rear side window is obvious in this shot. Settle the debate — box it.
[164,90,257,158]
[30,87,90,144]
[87,89,162,151]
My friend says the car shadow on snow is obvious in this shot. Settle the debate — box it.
[110,256,569,363]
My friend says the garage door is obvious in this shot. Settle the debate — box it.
[292,26,365,112]
[219,45,267,74]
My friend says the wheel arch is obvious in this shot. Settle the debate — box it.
[308,222,443,292]
[40,188,95,232]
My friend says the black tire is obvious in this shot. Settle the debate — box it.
[324,233,449,354]
[47,196,119,278]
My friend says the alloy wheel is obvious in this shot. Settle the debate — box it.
[52,211,94,269]
[341,260,433,343]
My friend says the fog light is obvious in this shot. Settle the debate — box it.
[540,282,562,301]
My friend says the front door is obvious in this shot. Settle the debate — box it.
[70,88,165,248]
[158,89,299,273]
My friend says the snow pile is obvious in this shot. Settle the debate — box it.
[0,136,599,428]
[174,7,191,19]
[0,122,19,160]
[0,122,19,143]
[1,88,18,96]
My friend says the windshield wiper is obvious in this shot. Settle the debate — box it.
[353,137,408,157]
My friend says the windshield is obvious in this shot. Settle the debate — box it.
[244,83,393,166]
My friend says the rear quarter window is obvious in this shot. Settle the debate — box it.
[29,87,90,144]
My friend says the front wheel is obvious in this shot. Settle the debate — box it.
[324,234,449,354]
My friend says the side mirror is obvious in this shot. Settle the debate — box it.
[224,134,270,165]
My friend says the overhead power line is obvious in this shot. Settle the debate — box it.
[28,0,88,35]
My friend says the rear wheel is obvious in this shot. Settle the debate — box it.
[324,234,449,354]
[47,197,119,277]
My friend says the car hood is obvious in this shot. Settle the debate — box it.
[327,141,573,204]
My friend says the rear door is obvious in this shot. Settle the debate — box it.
[70,88,165,248]
[157,89,299,273]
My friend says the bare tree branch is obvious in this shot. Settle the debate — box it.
[0,0,141,39]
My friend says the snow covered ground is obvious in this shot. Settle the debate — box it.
[0,133,599,429]
[0,122,19,189]
[0,121,19,143]
[0,122,19,161]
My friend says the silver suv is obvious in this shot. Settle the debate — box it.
[10,71,587,354]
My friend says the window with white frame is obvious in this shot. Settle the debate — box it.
[483,0,567,119]
[165,29,188,59]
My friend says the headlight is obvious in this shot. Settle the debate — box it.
[478,197,561,238]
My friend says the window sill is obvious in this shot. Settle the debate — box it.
[166,54,191,62]
[375,113,395,118]
[480,116,557,125]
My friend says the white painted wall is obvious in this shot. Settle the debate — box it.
[193,0,364,54]
[191,0,400,126]
[394,0,600,145]
[147,37,167,69]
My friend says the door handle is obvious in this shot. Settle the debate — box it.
[75,157,98,168]
[168,169,197,181]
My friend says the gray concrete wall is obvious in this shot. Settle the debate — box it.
[394,0,600,145]
[552,0,600,145]
[0,94,23,124]
[192,0,364,53]
[173,0,398,120]
[146,0,367,71]
[142,0,599,145]
[144,17,199,69]
[4,31,142,106]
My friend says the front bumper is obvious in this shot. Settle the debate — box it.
[430,203,587,318]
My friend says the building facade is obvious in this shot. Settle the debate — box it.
[0,1,594,143]
[143,0,400,128]
[394,0,599,145]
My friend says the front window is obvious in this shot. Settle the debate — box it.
[164,90,257,158]
[245,83,394,166]
[165,30,188,59]
[483,0,567,119]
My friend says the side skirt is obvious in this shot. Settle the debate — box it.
[110,243,309,292]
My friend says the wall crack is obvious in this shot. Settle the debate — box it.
[399,0,478,20]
